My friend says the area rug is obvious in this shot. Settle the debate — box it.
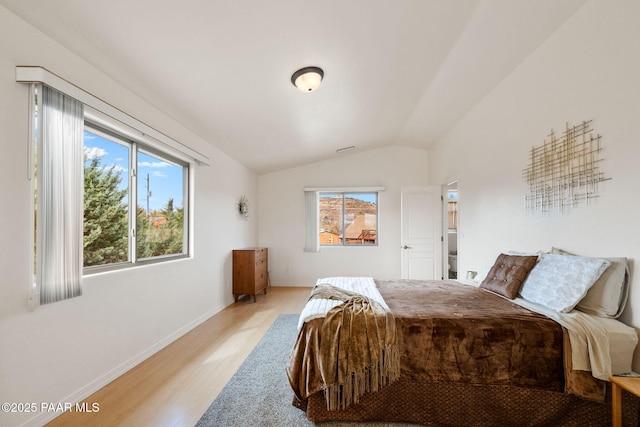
[195,314,419,427]
[195,314,312,427]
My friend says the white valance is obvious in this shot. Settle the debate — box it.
[16,66,210,166]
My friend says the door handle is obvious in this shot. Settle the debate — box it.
[402,245,412,249]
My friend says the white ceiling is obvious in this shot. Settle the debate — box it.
[1,0,586,174]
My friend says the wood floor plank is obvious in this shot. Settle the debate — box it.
[45,286,311,427]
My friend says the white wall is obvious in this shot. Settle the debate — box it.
[428,1,640,369]
[258,145,429,285]
[0,7,258,427]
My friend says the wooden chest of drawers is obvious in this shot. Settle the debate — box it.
[232,247,268,303]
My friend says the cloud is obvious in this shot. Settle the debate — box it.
[139,161,171,168]
[84,146,106,159]
[109,165,127,173]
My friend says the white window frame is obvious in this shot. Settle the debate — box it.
[82,120,191,273]
[318,191,379,247]
[304,186,384,252]
[19,67,207,283]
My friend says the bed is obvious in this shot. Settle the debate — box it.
[286,252,639,426]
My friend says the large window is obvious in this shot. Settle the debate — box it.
[83,124,188,270]
[32,84,190,289]
[22,68,205,305]
[319,192,378,245]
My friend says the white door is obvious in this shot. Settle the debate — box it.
[401,186,442,280]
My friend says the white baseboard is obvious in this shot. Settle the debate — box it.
[21,303,227,427]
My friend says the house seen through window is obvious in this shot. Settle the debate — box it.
[319,192,378,245]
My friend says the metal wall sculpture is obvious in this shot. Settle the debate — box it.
[523,120,610,213]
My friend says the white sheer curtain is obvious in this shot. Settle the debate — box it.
[304,190,319,252]
[37,85,84,304]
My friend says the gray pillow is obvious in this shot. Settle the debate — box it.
[551,248,629,318]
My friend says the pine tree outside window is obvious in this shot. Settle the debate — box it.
[32,94,190,280]
[82,125,188,271]
[21,68,203,306]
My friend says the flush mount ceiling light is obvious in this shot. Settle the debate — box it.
[291,66,324,92]
[336,145,355,153]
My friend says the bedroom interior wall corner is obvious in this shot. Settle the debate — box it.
[0,7,258,427]
[258,146,429,287]
[426,1,640,371]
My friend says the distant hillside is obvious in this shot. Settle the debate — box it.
[319,196,376,235]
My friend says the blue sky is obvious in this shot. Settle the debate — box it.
[319,192,377,204]
[84,131,184,212]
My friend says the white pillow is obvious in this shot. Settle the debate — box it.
[519,253,611,313]
[550,248,629,318]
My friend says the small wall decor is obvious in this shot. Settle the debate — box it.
[238,195,249,220]
[523,120,610,213]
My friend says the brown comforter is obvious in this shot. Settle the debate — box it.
[379,279,564,389]
[288,279,603,412]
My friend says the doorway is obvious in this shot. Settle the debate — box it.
[400,186,442,280]
[444,182,458,279]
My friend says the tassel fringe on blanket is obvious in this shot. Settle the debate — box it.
[309,284,400,411]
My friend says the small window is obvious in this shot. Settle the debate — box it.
[319,192,378,246]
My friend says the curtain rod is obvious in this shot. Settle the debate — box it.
[15,66,210,166]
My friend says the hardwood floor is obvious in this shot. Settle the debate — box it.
[45,286,312,427]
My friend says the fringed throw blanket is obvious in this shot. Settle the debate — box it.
[287,284,400,411]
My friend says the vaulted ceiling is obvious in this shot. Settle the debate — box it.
[1,0,586,174]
